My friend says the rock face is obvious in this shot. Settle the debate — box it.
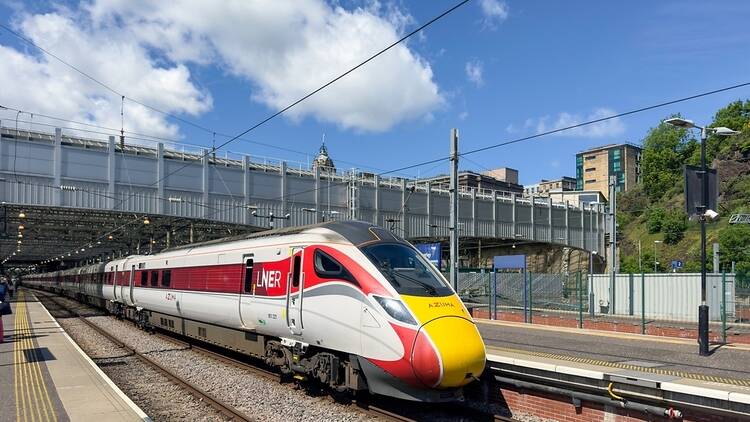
[468,243,605,274]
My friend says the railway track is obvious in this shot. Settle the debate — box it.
[35,288,518,422]
[39,292,254,422]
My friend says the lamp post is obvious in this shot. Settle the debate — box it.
[664,117,740,356]
[653,240,661,272]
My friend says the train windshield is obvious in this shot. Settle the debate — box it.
[362,243,452,297]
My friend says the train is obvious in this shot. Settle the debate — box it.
[23,220,486,402]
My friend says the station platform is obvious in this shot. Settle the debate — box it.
[479,319,750,418]
[0,290,148,422]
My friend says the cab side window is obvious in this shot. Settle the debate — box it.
[314,249,358,286]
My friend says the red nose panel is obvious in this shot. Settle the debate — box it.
[411,328,441,388]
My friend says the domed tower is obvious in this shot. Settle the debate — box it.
[312,140,336,173]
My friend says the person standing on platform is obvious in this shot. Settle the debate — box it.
[0,280,8,344]
[7,278,14,299]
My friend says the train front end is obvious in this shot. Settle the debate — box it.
[357,240,486,401]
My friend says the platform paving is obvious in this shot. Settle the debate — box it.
[0,290,147,422]
[478,319,750,383]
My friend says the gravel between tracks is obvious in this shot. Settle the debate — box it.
[39,290,529,422]
[87,316,374,422]
[57,318,229,421]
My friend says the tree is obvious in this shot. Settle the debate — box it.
[719,224,750,284]
[646,207,665,234]
[640,118,696,201]
[662,211,687,245]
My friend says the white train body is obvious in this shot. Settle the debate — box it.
[24,221,485,401]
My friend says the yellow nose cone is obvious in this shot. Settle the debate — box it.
[419,316,486,388]
[401,294,486,389]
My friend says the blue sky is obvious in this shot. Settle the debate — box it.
[1,0,749,184]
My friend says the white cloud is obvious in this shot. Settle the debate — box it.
[0,1,444,136]
[87,0,443,132]
[518,108,626,139]
[458,111,469,120]
[0,10,211,139]
[465,60,484,87]
[479,0,509,27]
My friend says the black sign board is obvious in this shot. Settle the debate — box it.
[684,165,718,218]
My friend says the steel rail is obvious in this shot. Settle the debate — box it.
[32,288,518,422]
[38,292,254,422]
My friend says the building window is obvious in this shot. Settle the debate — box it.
[585,155,597,160]
[585,179,596,183]
[585,167,596,172]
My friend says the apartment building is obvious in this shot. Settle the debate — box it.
[575,143,641,199]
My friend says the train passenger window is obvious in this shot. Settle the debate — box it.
[162,270,171,287]
[244,259,254,293]
[292,255,301,288]
[150,270,159,287]
[314,250,358,286]
[140,271,148,286]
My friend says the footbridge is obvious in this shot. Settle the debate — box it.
[0,126,606,264]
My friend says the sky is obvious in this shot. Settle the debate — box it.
[0,0,749,185]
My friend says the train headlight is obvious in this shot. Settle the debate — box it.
[373,296,417,326]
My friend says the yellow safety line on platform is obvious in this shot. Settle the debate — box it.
[13,291,58,422]
[488,345,750,387]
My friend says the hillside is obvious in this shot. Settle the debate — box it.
[616,100,750,282]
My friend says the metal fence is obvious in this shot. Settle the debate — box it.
[454,269,746,343]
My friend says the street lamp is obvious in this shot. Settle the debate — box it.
[664,117,741,356]
[653,240,662,272]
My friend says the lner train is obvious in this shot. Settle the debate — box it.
[23,221,486,401]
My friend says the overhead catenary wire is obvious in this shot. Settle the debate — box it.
[23,0,472,263]
[0,0,471,183]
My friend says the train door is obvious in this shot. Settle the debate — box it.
[127,264,135,305]
[113,265,118,301]
[239,254,257,330]
[285,247,304,336]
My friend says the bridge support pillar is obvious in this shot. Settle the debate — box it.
[580,202,585,250]
[401,178,409,237]
[53,128,62,206]
[108,136,116,210]
[565,201,570,245]
[202,149,209,220]
[511,193,517,238]
[374,175,380,226]
[243,155,251,225]
[548,196,553,243]
[492,191,498,238]
[314,166,321,223]
[530,196,535,241]
[280,161,287,228]
[471,188,477,237]
[426,182,432,237]
[156,143,164,215]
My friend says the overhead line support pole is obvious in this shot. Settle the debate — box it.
[449,128,459,291]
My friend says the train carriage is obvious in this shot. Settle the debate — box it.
[24,221,486,402]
